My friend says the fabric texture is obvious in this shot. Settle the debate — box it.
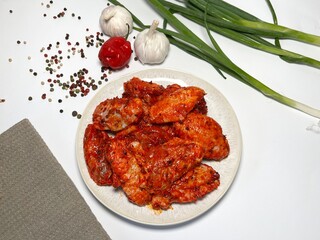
[0,119,111,240]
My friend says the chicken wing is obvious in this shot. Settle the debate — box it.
[149,86,206,123]
[170,164,220,204]
[115,124,174,149]
[83,124,113,186]
[173,112,230,160]
[150,164,220,210]
[144,138,204,194]
[92,97,144,132]
[106,138,151,206]
[160,84,208,115]
[122,77,165,106]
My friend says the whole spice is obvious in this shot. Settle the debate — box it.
[134,20,170,64]
[98,36,132,69]
[99,5,133,37]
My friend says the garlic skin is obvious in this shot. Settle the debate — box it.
[134,20,170,65]
[99,5,133,37]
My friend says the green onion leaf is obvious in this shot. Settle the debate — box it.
[108,0,320,118]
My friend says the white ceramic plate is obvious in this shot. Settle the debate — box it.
[75,68,242,226]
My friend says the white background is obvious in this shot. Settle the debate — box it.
[1,0,320,239]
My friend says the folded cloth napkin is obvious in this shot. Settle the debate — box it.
[0,119,112,240]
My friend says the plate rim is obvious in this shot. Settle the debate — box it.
[75,68,242,226]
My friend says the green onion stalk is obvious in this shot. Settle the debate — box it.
[108,0,320,118]
[188,0,320,46]
[156,0,320,69]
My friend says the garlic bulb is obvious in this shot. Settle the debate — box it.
[134,20,170,65]
[99,5,133,37]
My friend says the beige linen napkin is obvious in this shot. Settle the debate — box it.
[0,119,112,240]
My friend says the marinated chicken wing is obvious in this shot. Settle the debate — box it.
[144,138,204,194]
[92,97,144,131]
[170,164,220,203]
[83,124,113,186]
[106,138,151,206]
[115,124,174,151]
[151,164,220,210]
[173,112,230,160]
[160,84,208,115]
[149,86,206,123]
[122,77,165,106]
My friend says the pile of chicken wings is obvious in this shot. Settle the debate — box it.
[83,77,229,210]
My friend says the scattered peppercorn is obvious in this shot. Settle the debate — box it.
[23,8,111,118]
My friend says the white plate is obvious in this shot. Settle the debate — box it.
[75,68,242,226]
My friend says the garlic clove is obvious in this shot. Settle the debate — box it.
[134,20,170,65]
[99,5,133,37]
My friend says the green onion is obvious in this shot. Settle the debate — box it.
[157,0,320,69]
[189,0,320,46]
[265,0,295,65]
[108,0,320,118]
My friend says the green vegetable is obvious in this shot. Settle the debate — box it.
[156,0,320,69]
[189,0,320,46]
[108,0,320,118]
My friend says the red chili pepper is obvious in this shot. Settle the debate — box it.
[98,37,132,70]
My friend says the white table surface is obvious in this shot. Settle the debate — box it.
[1,0,320,239]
